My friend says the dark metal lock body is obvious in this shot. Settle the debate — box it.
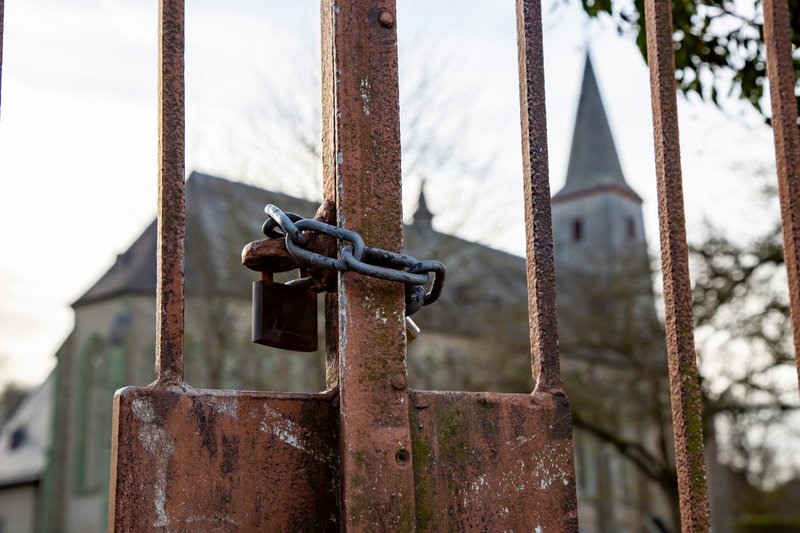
[252,276,317,352]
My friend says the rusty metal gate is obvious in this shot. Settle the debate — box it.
[3,0,800,530]
[108,1,579,529]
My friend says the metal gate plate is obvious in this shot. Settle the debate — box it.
[410,390,577,531]
[109,387,576,531]
[109,387,340,531]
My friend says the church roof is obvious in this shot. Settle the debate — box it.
[553,54,641,204]
[74,172,530,341]
[74,172,317,306]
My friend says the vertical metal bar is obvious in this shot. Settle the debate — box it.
[515,0,562,393]
[155,0,185,385]
[320,0,339,390]
[644,0,711,529]
[321,1,416,529]
[0,0,5,116]
[762,0,800,391]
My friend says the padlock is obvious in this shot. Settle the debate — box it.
[252,272,318,352]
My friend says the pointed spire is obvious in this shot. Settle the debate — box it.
[413,179,434,228]
[554,54,640,203]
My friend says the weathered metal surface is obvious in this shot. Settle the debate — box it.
[320,1,340,391]
[155,0,186,385]
[321,0,417,529]
[515,0,562,393]
[109,0,583,529]
[308,199,339,294]
[514,1,579,528]
[409,390,577,531]
[762,0,800,391]
[108,387,340,531]
[0,0,4,115]
[244,200,339,296]
[644,0,711,529]
[242,238,300,273]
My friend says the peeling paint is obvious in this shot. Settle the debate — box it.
[259,406,335,464]
[185,514,239,526]
[213,396,238,419]
[132,396,176,528]
[338,270,348,383]
[531,442,570,490]
[132,397,156,423]
[359,77,371,115]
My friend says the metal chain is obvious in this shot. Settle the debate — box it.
[262,204,445,316]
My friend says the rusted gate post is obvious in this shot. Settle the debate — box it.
[517,0,562,394]
[323,1,578,529]
[1,0,5,114]
[762,0,800,393]
[108,0,578,530]
[321,1,416,528]
[154,0,186,389]
[644,0,711,530]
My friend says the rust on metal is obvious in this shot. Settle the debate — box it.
[313,199,339,388]
[644,0,711,529]
[410,391,577,531]
[515,0,562,393]
[324,292,339,389]
[242,200,338,290]
[320,4,341,386]
[378,9,395,29]
[242,238,300,273]
[155,0,186,385]
[321,0,417,528]
[762,0,800,391]
[304,199,338,293]
[0,0,4,115]
[506,1,578,528]
[309,199,338,259]
[109,0,580,528]
[108,387,340,531]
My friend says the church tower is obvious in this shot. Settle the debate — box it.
[553,55,672,532]
[552,54,649,275]
[552,53,660,355]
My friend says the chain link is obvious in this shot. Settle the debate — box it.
[263,204,445,316]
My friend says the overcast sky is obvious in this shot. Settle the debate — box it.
[0,0,779,388]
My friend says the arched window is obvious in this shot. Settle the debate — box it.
[626,217,636,240]
[573,219,583,242]
[75,334,105,492]
[9,427,27,450]
[75,330,126,493]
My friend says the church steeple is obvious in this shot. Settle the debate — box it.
[551,53,650,273]
[413,181,434,229]
[554,54,640,203]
